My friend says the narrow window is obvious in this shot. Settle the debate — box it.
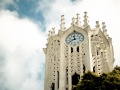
[97,50,99,55]
[66,67,68,84]
[77,46,79,52]
[66,77,68,85]
[72,73,80,85]
[93,66,95,73]
[83,64,85,73]
[71,47,73,53]
[51,83,55,90]
[57,71,59,89]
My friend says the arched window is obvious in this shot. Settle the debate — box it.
[83,64,85,73]
[57,71,59,89]
[66,67,68,84]
[93,66,95,73]
[71,47,73,53]
[72,73,80,85]
[77,46,79,52]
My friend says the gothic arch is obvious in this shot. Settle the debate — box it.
[72,73,80,85]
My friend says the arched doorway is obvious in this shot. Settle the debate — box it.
[72,73,80,85]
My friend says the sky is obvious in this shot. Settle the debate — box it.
[0,0,120,90]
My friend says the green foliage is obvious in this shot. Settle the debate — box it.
[73,66,120,90]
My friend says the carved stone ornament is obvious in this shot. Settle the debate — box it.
[100,43,106,50]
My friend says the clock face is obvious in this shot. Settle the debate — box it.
[66,32,84,46]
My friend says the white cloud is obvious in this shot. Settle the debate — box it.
[0,10,46,90]
[0,0,120,90]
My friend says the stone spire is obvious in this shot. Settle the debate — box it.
[95,21,100,28]
[76,13,81,26]
[51,27,55,35]
[83,11,89,27]
[48,30,52,37]
[48,27,55,38]
[102,22,109,38]
[60,15,66,31]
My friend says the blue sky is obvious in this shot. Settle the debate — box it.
[0,0,120,90]
[4,0,46,31]
[5,0,44,20]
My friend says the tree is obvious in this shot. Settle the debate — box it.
[73,66,120,90]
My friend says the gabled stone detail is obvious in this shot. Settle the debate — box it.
[58,30,64,37]
[44,12,114,90]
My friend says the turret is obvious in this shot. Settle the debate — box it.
[76,13,81,26]
[83,11,89,28]
[60,15,66,31]
[102,22,109,39]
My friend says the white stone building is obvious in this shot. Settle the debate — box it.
[43,12,114,90]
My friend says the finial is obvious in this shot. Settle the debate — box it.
[95,21,100,28]
[102,22,107,31]
[102,22,109,39]
[60,15,66,31]
[76,13,81,26]
[48,30,51,37]
[71,17,75,25]
[102,22,109,38]
[83,11,89,27]
[51,27,55,35]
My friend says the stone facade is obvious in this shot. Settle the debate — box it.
[43,12,114,90]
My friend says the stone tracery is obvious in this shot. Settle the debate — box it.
[44,12,114,90]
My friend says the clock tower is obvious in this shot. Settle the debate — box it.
[43,12,114,90]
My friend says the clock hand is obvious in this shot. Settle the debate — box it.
[70,36,76,43]
[70,37,75,43]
